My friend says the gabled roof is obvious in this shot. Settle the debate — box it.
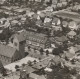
[0,44,16,58]
[54,36,68,42]
[67,31,76,36]
[26,31,47,44]
[32,56,54,69]
[36,20,43,26]
[68,21,77,26]
[52,17,60,25]
[12,30,27,42]
[62,21,68,27]
[63,51,75,59]
[21,65,36,74]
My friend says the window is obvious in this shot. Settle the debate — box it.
[14,42,17,46]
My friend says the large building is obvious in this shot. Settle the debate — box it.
[0,44,22,65]
[25,31,51,50]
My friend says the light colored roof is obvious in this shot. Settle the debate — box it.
[0,44,16,58]
[32,56,54,69]
[63,51,75,58]
[57,2,63,7]
[44,17,52,23]
[39,12,46,18]
[11,20,19,24]
[52,17,60,25]
[4,57,38,72]
[55,36,68,42]
[21,65,35,73]
[62,21,68,27]
[12,30,27,42]
[68,21,77,26]
[32,14,39,19]
[67,31,76,36]
[36,20,42,26]
[30,73,46,79]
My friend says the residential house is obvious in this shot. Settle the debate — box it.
[60,0,66,2]
[25,31,51,50]
[67,31,76,39]
[20,56,54,79]
[44,17,52,23]
[57,2,63,9]
[54,36,68,45]
[62,51,75,60]
[0,44,21,65]
[52,0,57,5]
[45,6,53,12]
[52,17,61,26]
[36,19,43,27]
[62,1,67,8]
[68,21,78,31]
[51,4,57,10]
[10,30,26,58]
[35,0,42,2]
[62,21,68,28]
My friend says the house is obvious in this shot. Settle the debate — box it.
[10,30,26,58]
[57,2,63,9]
[62,1,67,8]
[35,0,42,2]
[68,21,78,31]
[44,17,52,23]
[25,31,51,50]
[54,36,68,45]
[52,17,61,26]
[67,31,76,39]
[62,51,75,59]
[20,56,54,79]
[62,21,68,28]
[52,0,57,5]
[51,4,57,10]
[36,19,43,27]
[0,44,22,65]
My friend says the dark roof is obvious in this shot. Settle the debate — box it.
[0,44,16,58]
[26,31,47,44]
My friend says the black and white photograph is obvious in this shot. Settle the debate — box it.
[0,0,80,79]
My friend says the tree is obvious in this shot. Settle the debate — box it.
[27,60,32,66]
[45,50,49,56]
[28,46,31,51]
[70,68,77,75]
[1,68,7,76]
[39,48,44,55]
[47,66,73,79]
[52,47,64,57]
[22,63,26,67]
[15,65,20,71]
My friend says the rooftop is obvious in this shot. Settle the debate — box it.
[54,11,80,22]
[0,44,16,58]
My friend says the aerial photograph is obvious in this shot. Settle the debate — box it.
[0,0,80,79]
